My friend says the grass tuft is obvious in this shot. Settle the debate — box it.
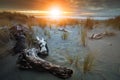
[84,18,94,29]
[64,53,74,65]
[0,28,11,46]
[25,26,36,48]
[81,27,87,47]
[61,32,69,40]
[74,55,81,68]
[44,29,51,39]
[83,52,95,74]
[64,52,81,69]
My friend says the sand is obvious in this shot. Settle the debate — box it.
[0,25,120,80]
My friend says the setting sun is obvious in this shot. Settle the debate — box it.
[49,8,62,19]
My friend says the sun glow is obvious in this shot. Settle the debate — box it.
[49,8,62,19]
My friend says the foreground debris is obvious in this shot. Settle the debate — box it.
[10,24,73,79]
[17,48,73,79]
[89,31,116,40]
[58,28,71,32]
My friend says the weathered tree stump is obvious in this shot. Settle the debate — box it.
[9,25,28,55]
[13,34,26,55]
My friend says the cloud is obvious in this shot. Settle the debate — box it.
[0,0,120,16]
[87,7,104,11]
[0,0,72,10]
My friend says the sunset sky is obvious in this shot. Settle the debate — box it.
[0,0,120,17]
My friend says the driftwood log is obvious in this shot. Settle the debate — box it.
[10,24,73,79]
[9,24,28,55]
[89,31,116,40]
[17,48,73,79]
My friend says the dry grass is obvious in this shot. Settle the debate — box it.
[0,28,11,46]
[64,53,74,65]
[0,11,35,26]
[0,19,12,27]
[83,52,95,74]
[61,32,69,40]
[81,27,87,47]
[74,55,81,68]
[62,50,97,79]
[24,26,36,48]
[44,29,51,39]
[64,52,81,69]
[0,28,13,58]
[84,18,95,29]
[106,16,120,30]
[104,30,116,37]
[26,34,34,48]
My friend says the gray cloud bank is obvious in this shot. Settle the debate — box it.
[0,0,120,16]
